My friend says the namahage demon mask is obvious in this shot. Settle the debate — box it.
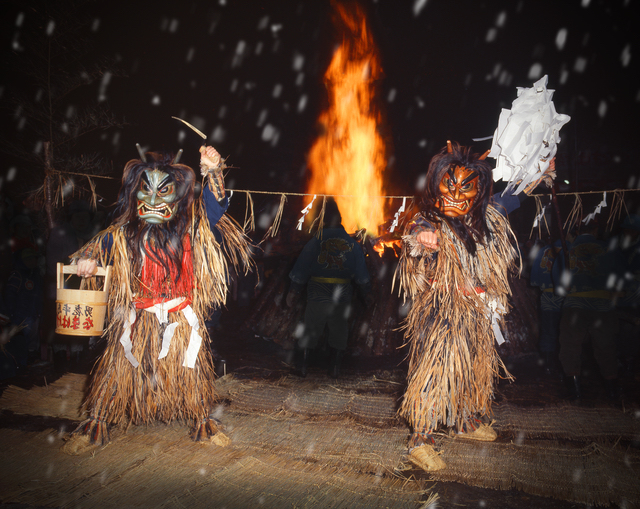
[436,165,479,218]
[136,168,179,224]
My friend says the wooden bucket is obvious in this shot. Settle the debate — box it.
[55,263,112,336]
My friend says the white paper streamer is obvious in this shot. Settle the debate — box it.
[489,75,571,195]
[389,197,407,233]
[296,194,317,231]
[480,294,506,345]
[582,192,607,225]
[119,307,139,367]
[491,311,506,346]
[159,322,179,359]
[533,204,548,228]
[182,305,202,369]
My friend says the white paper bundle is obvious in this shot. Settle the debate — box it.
[489,75,571,195]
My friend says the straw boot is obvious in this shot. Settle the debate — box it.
[409,444,446,471]
[456,419,497,442]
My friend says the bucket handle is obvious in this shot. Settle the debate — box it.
[57,263,112,295]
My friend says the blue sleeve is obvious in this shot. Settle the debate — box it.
[408,216,434,235]
[202,183,229,231]
[491,191,521,216]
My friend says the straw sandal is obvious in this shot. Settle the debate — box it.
[61,433,100,456]
[456,422,497,442]
[408,444,446,471]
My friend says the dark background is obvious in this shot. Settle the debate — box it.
[1,0,638,231]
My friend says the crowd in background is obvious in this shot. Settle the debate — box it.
[0,196,105,379]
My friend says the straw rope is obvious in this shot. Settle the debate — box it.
[227,186,640,241]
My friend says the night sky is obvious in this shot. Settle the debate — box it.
[1,0,638,230]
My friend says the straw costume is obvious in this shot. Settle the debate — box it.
[64,145,253,452]
[397,141,521,471]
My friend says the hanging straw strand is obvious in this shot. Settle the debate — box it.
[606,190,628,232]
[243,191,255,233]
[261,193,287,242]
[310,196,327,238]
[563,193,582,231]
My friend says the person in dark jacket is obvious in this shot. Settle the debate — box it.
[553,220,624,400]
[0,247,44,377]
[286,198,371,378]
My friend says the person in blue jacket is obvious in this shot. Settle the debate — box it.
[286,198,371,378]
[552,220,623,400]
[529,237,565,373]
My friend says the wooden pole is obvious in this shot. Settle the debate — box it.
[43,141,56,235]
[551,182,569,269]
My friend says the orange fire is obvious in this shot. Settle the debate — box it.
[306,1,388,236]
[372,238,403,257]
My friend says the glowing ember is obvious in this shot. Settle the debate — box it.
[306,1,388,236]
[372,238,403,257]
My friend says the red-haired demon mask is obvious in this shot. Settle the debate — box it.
[436,164,480,218]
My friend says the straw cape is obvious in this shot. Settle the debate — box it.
[67,197,253,448]
[397,205,519,436]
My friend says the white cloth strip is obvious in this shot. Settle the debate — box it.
[140,297,186,361]
[119,307,140,367]
[182,305,202,369]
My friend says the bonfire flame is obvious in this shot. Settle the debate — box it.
[371,235,403,257]
[306,1,388,236]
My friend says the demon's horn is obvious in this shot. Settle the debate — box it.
[479,149,491,160]
[136,143,147,163]
[172,149,183,164]
[447,140,453,153]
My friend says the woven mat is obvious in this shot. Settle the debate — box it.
[0,372,87,420]
[0,416,425,509]
[493,403,640,441]
[431,438,640,508]
[217,373,402,425]
[205,455,427,509]
[222,411,408,474]
[3,372,640,507]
